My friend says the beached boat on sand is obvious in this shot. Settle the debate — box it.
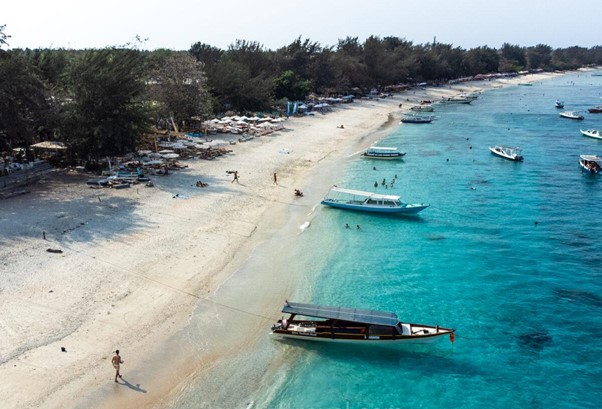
[489,146,524,161]
[560,111,584,120]
[270,301,455,345]
[579,155,602,174]
[321,187,428,214]
[580,129,602,140]
[361,146,406,160]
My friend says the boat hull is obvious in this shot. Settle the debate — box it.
[270,331,450,345]
[361,153,405,160]
[489,147,523,161]
[321,200,429,214]
[580,130,602,140]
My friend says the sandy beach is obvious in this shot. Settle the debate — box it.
[0,71,562,409]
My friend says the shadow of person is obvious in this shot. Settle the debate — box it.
[118,377,147,393]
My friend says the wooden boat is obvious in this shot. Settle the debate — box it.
[400,114,434,123]
[321,187,429,214]
[580,129,602,140]
[579,155,602,174]
[270,301,455,345]
[555,99,564,109]
[560,111,584,120]
[489,145,524,161]
[587,106,602,113]
[361,146,406,160]
[410,105,434,112]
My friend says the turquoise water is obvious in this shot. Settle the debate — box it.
[260,73,602,409]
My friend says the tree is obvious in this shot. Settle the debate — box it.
[146,50,212,130]
[526,44,552,70]
[60,48,152,159]
[0,51,51,150]
[0,24,10,49]
[273,70,310,101]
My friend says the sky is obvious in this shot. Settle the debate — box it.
[2,0,598,51]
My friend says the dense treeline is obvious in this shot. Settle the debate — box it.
[1,23,602,160]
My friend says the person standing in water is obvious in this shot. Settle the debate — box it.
[112,350,124,382]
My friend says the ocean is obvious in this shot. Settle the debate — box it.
[254,72,602,409]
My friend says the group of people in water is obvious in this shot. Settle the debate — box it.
[373,174,398,189]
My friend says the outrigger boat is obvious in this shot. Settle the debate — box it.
[579,155,602,174]
[439,96,472,104]
[361,146,406,160]
[321,187,429,214]
[560,111,584,120]
[489,145,524,162]
[580,129,602,140]
[270,301,455,345]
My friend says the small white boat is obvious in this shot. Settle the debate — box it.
[579,155,602,174]
[361,146,406,160]
[410,105,434,112]
[439,96,472,104]
[321,187,428,214]
[580,129,602,140]
[560,111,584,120]
[489,146,524,162]
[270,301,455,346]
[400,114,434,123]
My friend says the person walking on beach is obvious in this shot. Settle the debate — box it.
[232,171,239,183]
[273,172,278,185]
[112,350,124,382]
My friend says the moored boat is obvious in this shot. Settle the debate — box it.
[560,111,584,120]
[361,146,406,160]
[580,129,602,140]
[270,301,455,345]
[400,114,434,123]
[321,187,429,214]
[439,96,472,104]
[579,155,602,174]
[555,99,564,109]
[410,104,434,112]
[587,106,602,113]
[489,145,524,161]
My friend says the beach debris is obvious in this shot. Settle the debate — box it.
[61,347,67,352]
[299,221,311,231]
[196,181,208,188]
[46,248,63,254]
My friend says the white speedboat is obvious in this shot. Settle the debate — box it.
[270,301,455,346]
[580,129,602,140]
[560,111,584,120]
[361,146,406,160]
[489,146,524,162]
[321,187,428,214]
[579,155,602,174]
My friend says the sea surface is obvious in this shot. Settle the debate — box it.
[254,72,602,409]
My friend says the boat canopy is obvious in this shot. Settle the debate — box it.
[367,146,398,152]
[328,187,400,201]
[282,302,399,326]
[580,154,602,161]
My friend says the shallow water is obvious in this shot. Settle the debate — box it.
[256,73,602,409]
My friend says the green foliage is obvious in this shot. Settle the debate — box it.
[59,48,152,159]
[146,50,212,125]
[0,51,51,150]
[273,70,310,101]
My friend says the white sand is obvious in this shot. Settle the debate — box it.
[0,72,562,409]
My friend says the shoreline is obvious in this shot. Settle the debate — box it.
[0,70,568,408]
